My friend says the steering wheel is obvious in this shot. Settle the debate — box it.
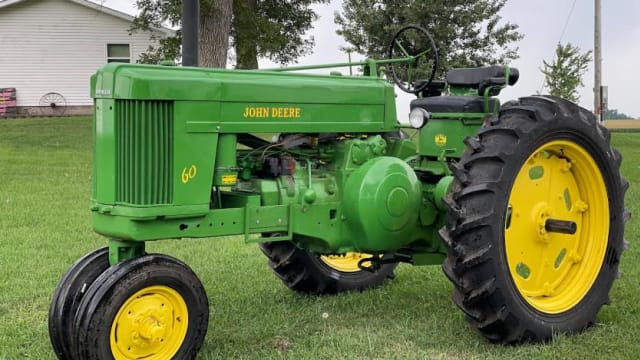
[387,25,438,94]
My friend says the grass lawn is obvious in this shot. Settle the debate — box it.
[0,117,639,359]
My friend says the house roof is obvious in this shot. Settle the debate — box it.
[0,0,175,36]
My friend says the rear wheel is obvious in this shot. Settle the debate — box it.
[441,96,628,343]
[259,241,396,294]
[72,254,209,359]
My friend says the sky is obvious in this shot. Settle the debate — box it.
[103,0,639,118]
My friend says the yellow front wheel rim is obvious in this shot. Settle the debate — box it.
[320,252,372,272]
[505,140,609,314]
[110,285,188,360]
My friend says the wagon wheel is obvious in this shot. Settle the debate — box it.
[441,96,629,343]
[387,25,438,94]
[39,92,67,115]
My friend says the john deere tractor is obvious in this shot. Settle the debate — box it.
[49,26,628,359]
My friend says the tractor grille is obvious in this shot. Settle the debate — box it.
[115,100,174,205]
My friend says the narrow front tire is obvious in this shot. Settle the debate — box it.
[49,247,110,359]
[72,254,209,359]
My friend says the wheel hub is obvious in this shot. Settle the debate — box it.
[534,204,553,242]
[132,311,166,345]
[505,140,609,314]
[111,286,188,359]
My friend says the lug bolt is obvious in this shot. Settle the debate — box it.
[574,200,588,213]
[568,251,582,264]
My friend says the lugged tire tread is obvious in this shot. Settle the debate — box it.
[463,136,483,152]
[450,162,470,185]
[259,241,396,295]
[464,277,496,305]
[456,245,492,273]
[441,95,629,344]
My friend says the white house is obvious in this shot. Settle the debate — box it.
[0,0,173,116]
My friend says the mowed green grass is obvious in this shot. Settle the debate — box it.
[0,117,639,359]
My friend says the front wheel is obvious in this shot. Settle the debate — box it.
[49,247,110,359]
[441,96,629,343]
[259,241,396,294]
[72,254,209,359]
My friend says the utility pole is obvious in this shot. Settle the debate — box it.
[182,0,199,67]
[594,0,602,121]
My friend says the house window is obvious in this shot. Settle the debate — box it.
[107,44,130,63]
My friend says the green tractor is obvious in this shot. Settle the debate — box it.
[49,26,628,359]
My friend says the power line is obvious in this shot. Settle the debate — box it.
[539,0,579,94]
[559,0,579,43]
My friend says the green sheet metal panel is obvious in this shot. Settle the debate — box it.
[92,63,398,133]
[418,117,484,158]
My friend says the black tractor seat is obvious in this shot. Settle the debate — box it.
[409,65,517,114]
[411,96,499,114]
[447,65,519,96]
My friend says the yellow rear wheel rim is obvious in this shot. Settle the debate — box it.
[505,140,609,314]
[320,252,372,272]
[110,285,188,360]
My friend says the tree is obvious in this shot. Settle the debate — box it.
[540,43,592,103]
[129,0,328,69]
[604,108,635,120]
[232,0,328,69]
[130,0,232,68]
[335,0,523,77]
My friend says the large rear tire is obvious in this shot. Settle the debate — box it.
[259,241,396,295]
[441,96,629,343]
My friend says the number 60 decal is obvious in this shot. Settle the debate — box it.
[181,165,197,184]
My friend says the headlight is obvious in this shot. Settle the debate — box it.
[399,108,430,129]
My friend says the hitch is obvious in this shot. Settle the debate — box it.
[358,253,414,272]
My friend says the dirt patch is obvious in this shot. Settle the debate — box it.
[605,119,640,130]
[273,336,292,351]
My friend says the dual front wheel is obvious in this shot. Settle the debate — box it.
[49,245,387,359]
[49,251,208,360]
